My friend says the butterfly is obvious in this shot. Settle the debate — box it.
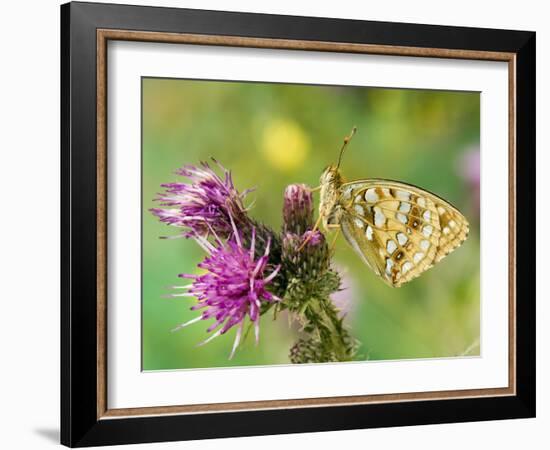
[309,127,469,288]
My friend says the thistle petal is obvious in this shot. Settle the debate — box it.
[229,321,245,360]
[171,316,202,332]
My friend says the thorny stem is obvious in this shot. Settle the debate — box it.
[304,297,355,362]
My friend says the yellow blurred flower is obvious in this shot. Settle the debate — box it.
[261,119,310,172]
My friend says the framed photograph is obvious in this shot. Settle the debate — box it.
[61,1,535,447]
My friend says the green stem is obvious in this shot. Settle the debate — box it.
[307,297,355,362]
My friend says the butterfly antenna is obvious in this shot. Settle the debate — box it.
[336,126,357,170]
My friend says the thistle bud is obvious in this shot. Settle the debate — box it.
[283,184,314,235]
[282,230,330,279]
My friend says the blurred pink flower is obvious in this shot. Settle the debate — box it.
[330,265,357,319]
[458,145,480,213]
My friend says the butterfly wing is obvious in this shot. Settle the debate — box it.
[338,179,469,287]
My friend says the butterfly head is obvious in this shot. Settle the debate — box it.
[319,164,342,185]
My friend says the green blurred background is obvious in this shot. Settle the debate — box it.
[142,77,480,371]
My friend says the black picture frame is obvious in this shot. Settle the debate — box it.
[61,1,535,447]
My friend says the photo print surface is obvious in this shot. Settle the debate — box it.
[142,77,480,371]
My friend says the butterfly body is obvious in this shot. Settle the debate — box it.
[319,165,345,228]
[318,165,469,288]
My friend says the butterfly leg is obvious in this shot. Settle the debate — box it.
[328,226,341,254]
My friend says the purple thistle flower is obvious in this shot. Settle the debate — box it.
[170,225,281,359]
[151,159,252,238]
